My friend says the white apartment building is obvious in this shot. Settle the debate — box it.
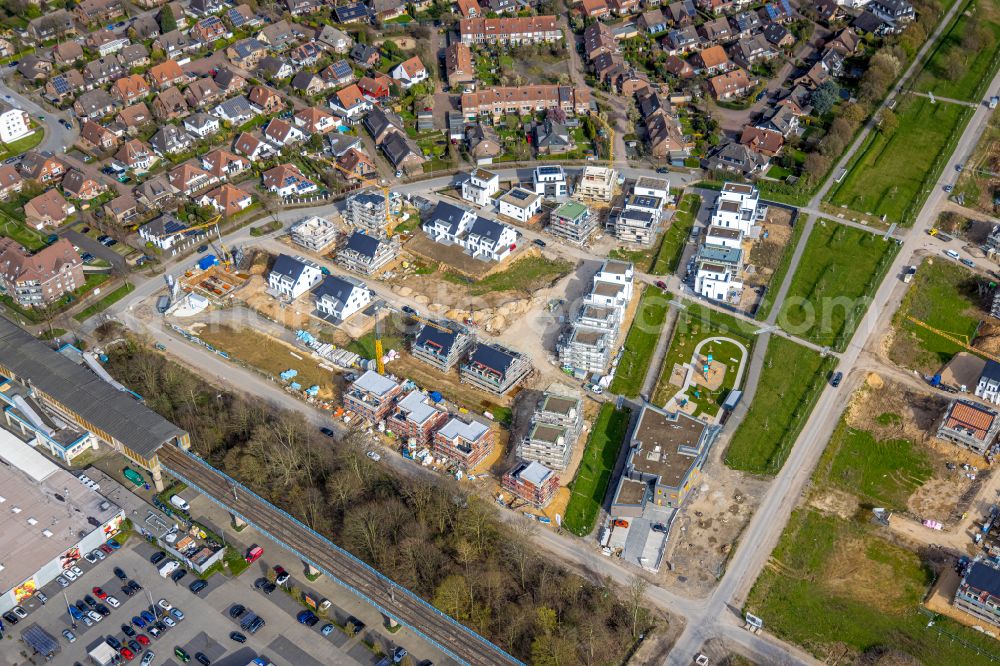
[461,168,499,208]
[711,181,762,235]
[290,215,338,251]
[0,107,32,144]
[314,274,371,321]
[267,254,324,300]
[694,244,743,302]
[532,165,569,200]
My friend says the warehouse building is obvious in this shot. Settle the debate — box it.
[0,316,190,491]
[0,430,124,614]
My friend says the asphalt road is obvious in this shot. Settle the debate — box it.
[661,54,1000,666]
[0,67,77,154]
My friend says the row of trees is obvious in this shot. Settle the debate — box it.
[102,338,657,664]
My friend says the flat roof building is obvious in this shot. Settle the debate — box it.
[611,406,720,518]
[0,316,189,490]
[290,215,338,252]
[502,460,559,508]
[0,428,124,614]
[576,165,617,202]
[548,200,597,245]
[343,370,404,424]
[432,416,494,471]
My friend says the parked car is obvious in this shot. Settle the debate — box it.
[2,611,19,625]
[121,647,135,662]
[136,634,150,646]
[230,631,247,643]
[56,576,69,588]
[114,567,127,581]
[106,596,120,608]
[170,608,185,621]
[122,624,136,637]
[392,647,408,663]
[107,636,122,650]
[197,245,208,253]
[132,615,147,629]
[366,451,381,462]
[229,604,246,619]
[321,623,335,636]
[655,280,667,290]
[128,640,141,655]
[346,617,365,635]
[91,549,105,560]
[612,519,629,528]
[171,568,187,583]
[174,647,191,663]
[830,371,843,388]
[196,653,211,666]
[62,629,76,643]
[84,551,99,564]
[163,616,176,628]
[150,551,166,565]
[245,545,263,563]
[141,652,155,665]
[93,586,108,599]
[651,523,668,534]
[127,580,142,593]
[189,580,207,594]
[532,238,546,247]
[320,427,335,438]
[273,566,289,586]
[140,611,155,624]
[297,610,318,626]
[961,258,976,268]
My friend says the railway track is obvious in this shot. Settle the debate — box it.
[160,446,522,666]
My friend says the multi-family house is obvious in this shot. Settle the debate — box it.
[74,0,124,25]
[461,169,500,208]
[343,371,403,423]
[290,215,338,252]
[0,237,83,307]
[460,342,532,395]
[444,43,475,91]
[345,190,390,237]
[336,230,398,275]
[458,16,561,45]
[386,390,449,447]
[411,320,474,371]
[502,462,559,507]
[313,274,372,321]
[267,253,323,299]
[432,416,493,471]
[460,85,591,119]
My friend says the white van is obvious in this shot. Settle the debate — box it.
[158,560,179,578]
[945,249,960,260]
[169,495,190,511]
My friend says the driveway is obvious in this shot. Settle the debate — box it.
[63,229,127,270]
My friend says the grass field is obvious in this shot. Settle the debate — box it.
[777,222,898,350]
[820,419,933,510]
[563,404,631,536]
[828,96,971,225]
[652,303,756,417]
[71,281,132,322]
[442,256,574,295]
[914,1,1000,101]
[725,336,837,474]
[651,194,701,275]
[889,258,984,372]
[609,287,670,398]
[754,217,807,322]
[195,324,338,399]
[746,508,1000,665]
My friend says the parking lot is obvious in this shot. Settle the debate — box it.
[0,537,430,666]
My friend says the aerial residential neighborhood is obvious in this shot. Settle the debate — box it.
[0,0,996,663]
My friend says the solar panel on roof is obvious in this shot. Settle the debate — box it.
[52,77,70,94]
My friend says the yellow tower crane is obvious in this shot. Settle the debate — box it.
[906,316,1000,364]
[331,162,401,236]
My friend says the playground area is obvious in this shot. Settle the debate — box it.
[662,336,748,421]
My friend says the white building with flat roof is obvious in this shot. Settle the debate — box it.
[497,187,543,223]
[576,165,616,202]
[532,165,569,200]
[710,181,761,235]
[461,168,499,208]
[290,215,338,251]
[0,428,124,614]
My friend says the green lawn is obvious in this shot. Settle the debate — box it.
[562,404,631,536]
[609,288,670,398]
[0,129,43,160]
[441,256,574,295]
[820,419,933,510]
[754,216,808,322]
[650,194,701,275]
[73,283,135,322]
[746,508,1000,665]
[777,222,898,350]
[725,336,837,474]
[0,215,47,251]
[914,5,1000,101]
[888,258,985,372]
[652,303,756,417]
[828,96,971,225]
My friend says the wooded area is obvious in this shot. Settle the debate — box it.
[104,338,657,664]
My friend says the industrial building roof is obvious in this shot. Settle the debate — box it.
[0,427,121,595]
[0,317,186,459]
